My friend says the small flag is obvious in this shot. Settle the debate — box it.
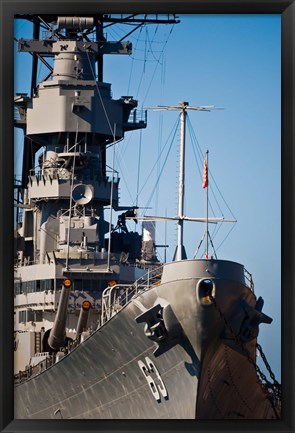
[202,159,208,189]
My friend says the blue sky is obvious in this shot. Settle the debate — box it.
[14,14,281,380]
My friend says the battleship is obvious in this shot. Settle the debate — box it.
[13,14,281,419]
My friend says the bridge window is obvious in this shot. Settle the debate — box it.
[19,311,26,323]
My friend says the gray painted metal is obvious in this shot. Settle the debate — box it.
[47,282,71,351]
[15,283,199,418]
[14,259,277,419]
[75,302,91,342]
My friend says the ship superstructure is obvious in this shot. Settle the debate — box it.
[14,14,176,371]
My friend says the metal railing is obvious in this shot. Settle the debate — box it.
[14,354,54,384]
[100,265,163,326]
[244,268,254,292]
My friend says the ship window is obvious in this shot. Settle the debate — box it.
[73,279,82,290]
[36,280,41,292]
[83,280,91,291]
[27,310,34,322]
[19,311,26,323]
[73,279,93,291]
[19,280,43,293]
[26,281,37,293]
[15,282,21,295]
[40,279,53,291]
[68,279,100,292]
[26,310,43,322]
[21,281,28,293]
[55,279,100,292]
[35,311,43,322]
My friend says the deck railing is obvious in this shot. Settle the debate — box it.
[14,354,54,384]
[100,265,163,326]
[244,268,254,292]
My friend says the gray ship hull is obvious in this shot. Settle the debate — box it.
[14,259,279,419]
[15,294,199,419]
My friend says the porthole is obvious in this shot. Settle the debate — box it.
[197,279,215,306]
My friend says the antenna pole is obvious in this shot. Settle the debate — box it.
[146,101,222,262]
[65,125,78,270]
[205,149,209,259]
[164,208,167,263]
[107,124,116,271]
[176,103,187,261]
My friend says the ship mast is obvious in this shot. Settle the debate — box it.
[176,102,188,261]
[148,102,224,261]
[204,149,209,259]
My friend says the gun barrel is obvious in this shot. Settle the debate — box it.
[48,279,72,351]
[75,300,91,342]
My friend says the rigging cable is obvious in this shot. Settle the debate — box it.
[187,116,236,220]
[133,26,148,102]
[135,129,143,209]
[193,232,206,258]
[111,22,173,210]
[146,24,162,63]
[65,122,79,270]
[133,26,148,210]
[128,24,170,212]
[154,25,167,215]
[126,25,144,95]
[208,231,218,259]
[110,24,146,173]
[84,25,141,223]
[187,117,222,218]
[214,222,237,254]
[142,117,180,215]
[142,24,175,106]
[136,116,180,213]
[186,115,237,251]
[112,144,138,204]
[187,117,220,243]
[83,22,147,216]
[85,47,115,139]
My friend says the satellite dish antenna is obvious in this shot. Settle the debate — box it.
[72,184,93,205]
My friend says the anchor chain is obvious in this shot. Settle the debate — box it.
[256,343,281,398]
[208,293,281,402]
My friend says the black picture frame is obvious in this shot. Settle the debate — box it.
[1,1,294,432]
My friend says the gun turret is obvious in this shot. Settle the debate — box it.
[47,279,72,351]
[75,300,91,343]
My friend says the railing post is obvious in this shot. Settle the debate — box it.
[98,266,163,329]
